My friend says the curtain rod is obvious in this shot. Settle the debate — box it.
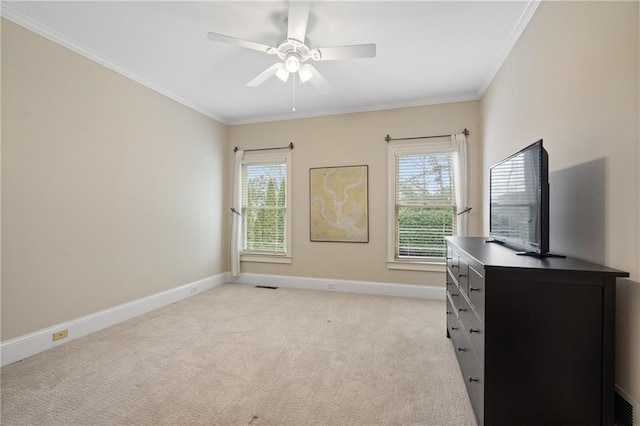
[233,142,294,153]
[385,128,469,143]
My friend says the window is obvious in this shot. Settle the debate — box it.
[388,142,457,269]
[241,152,291,262]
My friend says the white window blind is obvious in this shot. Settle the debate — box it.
[241,159,287,255]
[394,151,457,259]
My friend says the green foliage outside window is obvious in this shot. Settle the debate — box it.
[395,152,456,259]
[242,165,286,253]
[397,207,455,258]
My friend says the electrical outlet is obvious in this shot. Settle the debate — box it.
[52,329,68,342]
[190,285,198,293]
[328,282,336,290]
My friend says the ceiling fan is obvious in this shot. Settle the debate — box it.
[207,1,376,94]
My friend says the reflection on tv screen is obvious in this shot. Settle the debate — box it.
[490,146,541,247]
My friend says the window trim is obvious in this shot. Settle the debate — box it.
[240,151,292,263]
[387,141,455,271]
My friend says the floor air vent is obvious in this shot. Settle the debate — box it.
[615,391,634,426]
[255,285,279,290]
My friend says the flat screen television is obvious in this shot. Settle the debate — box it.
[489,140,553,256]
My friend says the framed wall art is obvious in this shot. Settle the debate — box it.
[309,165,369,243]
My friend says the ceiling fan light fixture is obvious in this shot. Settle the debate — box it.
[285,55,300,73]
[208,1,374,94]
[298,65,313,83]
[276,67,290,82]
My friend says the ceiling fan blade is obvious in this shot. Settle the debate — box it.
[207,32,275,54]
[287,1,310,44]
[300,64,332,94]
[313,44,377,61]
[247,63,285,87]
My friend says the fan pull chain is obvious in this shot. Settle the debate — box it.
[292,72,296,113]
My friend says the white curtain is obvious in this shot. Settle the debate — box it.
[231,149,244,278]
[451,133,469,236]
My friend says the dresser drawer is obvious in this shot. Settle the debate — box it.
[446,245,454,271]
[446,294,462,343]
[457,258,469,294]
[447,277,461,312]
[448,249,460,278]
[455,328,485,426]
[446,269,457,294]
[468,265,485,320]
[446,292,458,320]
[458,295,484,364]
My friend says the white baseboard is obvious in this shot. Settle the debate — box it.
[0,272,230,367]
[234,272,446,300]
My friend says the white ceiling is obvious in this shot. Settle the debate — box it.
[3,1,539,125]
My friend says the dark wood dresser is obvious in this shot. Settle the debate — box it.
[445,236,629,425]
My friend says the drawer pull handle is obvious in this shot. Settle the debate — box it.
[451,327,458,330]
[469,287,480,292]
[450,293,459,297]
[446,311,451,315]
[459,274,468,278]
[458,307,467,312]
[469,328,480,334]
[457,347,466,352]
[468,377,479,383]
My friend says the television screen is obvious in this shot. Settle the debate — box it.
[489,140,549,254]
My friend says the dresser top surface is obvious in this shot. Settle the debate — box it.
[446,237,629,277]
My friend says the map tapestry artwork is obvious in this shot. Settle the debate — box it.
[309,165,369,242]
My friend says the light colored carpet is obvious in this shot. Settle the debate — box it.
[1,283,476,425]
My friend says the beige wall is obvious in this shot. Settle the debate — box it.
[0,17,3,339]
[481,1,639,402]
[229,101,482,286]
[1,19,229,340]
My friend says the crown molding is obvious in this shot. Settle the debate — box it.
[477,0,541,97]
[227,93,480,126]
[1,4,231,126]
